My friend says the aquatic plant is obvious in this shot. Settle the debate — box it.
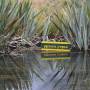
[51,0,90,50]
[0,0,42,53]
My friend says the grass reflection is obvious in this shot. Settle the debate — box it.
[0,51,90,90]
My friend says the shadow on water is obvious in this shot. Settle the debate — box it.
[0,51,90,90]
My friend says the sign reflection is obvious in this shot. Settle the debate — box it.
[41,52,71,60]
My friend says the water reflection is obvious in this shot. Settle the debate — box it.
[0,51,90,90]
[41,52,71,60]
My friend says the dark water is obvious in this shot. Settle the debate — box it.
[0,51,90,90]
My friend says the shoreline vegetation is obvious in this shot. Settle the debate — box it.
[0,0,90,54]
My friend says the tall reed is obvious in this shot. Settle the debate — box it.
[51,0,90,50]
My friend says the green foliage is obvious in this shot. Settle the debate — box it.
[52,0,90,50]
[0,0,19,51]
[0,0,41,52]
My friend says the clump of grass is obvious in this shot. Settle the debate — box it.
[51,0,90,51]
[0,0,42,53]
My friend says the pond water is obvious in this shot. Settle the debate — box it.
[0,51,90,90]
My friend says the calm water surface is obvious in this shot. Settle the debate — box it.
[0,51,90,90]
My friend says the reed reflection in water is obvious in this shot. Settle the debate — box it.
[0,51,90,90]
